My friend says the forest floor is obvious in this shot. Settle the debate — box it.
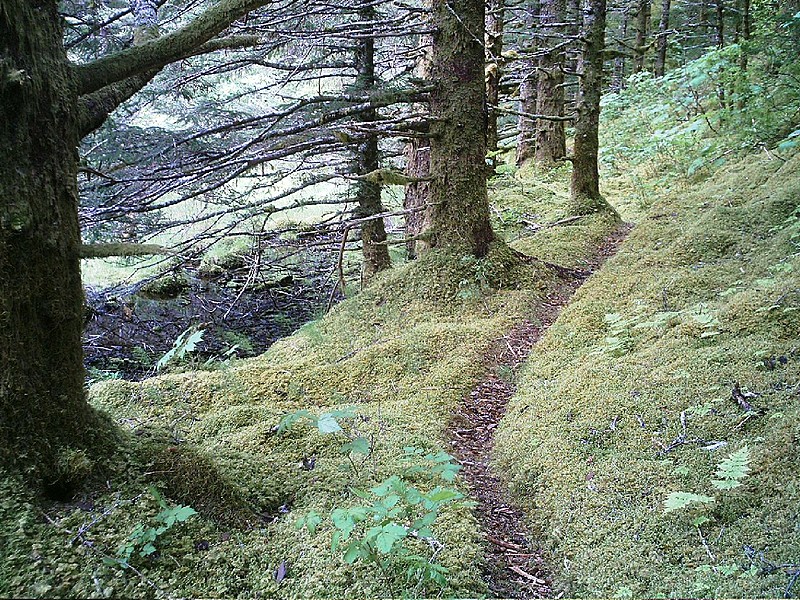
[82,239,344,380]
[449,223,631,598]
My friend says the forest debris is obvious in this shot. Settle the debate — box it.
[487,535,523,552]
[508,565,546,584]
[731,381,760,413]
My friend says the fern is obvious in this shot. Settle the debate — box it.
[712,445,751,490]
[663,492,716,512]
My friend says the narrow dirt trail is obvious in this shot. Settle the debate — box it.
[447,224,631,598]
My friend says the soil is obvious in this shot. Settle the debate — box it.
[83,243,346,381]
[447,223,632,599]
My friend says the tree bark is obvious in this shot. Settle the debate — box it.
[0,1,100,489]
[716,0,725,48]
[426,0,494,256]
[569,0,615,215]
[633,0,651,73]
[738,0,750,71]
[0,0,270,492]
[516,72,538,167]
[353,4,390,284]
[534,0,567,167]
[516,2,539,167]
[486,0,505,169]
[404,2,433,258]
[612,5,630,91]
[654,0,671,77]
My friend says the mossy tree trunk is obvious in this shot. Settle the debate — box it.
[516,4,539,168]
[569,0,616,215]
[633,0,651,73]
[654,0,671,77]
[426,0,494,256]
[611,6,630,91]
[486,0,505,170]
[1,0,270,491]
[353,4,390,283]
[0,0,96,488]
[516,74,537,167]
[534,0,567,167]
[404,2,433,259]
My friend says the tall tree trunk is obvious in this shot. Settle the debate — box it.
[516,73,538,166]
[404,2,433,258]
[516,1,539,167]
[612,5,630,91]
[738,0,750,71]
[633,0,651,73]
[699,0,710,42]
[1,0,272,492]
[654,0,671,77]
[569,0,615,215]
[353,4,390,283]
[716,0,725,48]
[486,0,505,169]
[426,0,494,256]
[403,139,431,258]
[535,0,567,167]
[0,1,101,490]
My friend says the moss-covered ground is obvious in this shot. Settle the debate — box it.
[3,60,799,599]
[1,164,621,597]
[495,150,800,598]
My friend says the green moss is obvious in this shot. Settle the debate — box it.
[494,150,800,597]
[137,270,190,299]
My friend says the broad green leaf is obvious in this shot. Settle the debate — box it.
[331,509,355,538]
[343,541,363,564]
[299,511,322,535]
[341,436,370,455]
[316,413,342,434]
[426,488,463,504]
[374,524,407,554]
[371,476,402,497]
[173,505,197,522]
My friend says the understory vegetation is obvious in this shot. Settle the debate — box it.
[3,21,800,600]
[493,47,800,596]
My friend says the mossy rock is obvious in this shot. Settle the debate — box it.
[137,272,190,299]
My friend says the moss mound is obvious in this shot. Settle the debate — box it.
[494,150,800,598]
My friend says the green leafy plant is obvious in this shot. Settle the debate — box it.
[663,445,752,513]
[663,491,716,513]
[112,487,197,565]
[157,325,205,370]
[711,445,751,490]
[278,408,371,474]
[297,448,466,595]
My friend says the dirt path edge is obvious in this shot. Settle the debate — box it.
[447,224,632,599]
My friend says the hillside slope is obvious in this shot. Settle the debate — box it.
[495,150,800,598]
